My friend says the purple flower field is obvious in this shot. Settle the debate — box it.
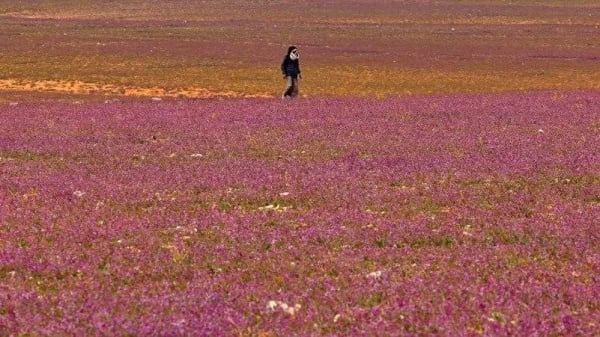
[1,90,599,336]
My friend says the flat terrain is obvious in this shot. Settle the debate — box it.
[2,91,599,335]
[1,0,599,100]
[1,1,599,336]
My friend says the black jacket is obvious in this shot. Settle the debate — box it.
[281,46,301,78]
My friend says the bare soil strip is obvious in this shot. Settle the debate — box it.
[0,79,272,99]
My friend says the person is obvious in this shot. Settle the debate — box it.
[281,46,301,98]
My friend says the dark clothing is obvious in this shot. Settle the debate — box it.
[281,57,301,78]
[283,76,299,98]
[281,45,301,98]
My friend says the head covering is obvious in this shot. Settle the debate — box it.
[287,46,299,60]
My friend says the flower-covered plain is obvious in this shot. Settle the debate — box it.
[0,90,598,335]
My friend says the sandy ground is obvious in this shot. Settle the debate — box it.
[0,79,272,99]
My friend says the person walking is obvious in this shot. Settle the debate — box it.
[281,46,301,98]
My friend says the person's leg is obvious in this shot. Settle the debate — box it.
[282,76,294,98]
[291,78,299,97]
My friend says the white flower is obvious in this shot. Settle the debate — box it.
[266,300,301,316]
[259,204,276,210]
[171,319,186,327]
[366,270,383,279]
[259,203,291,212]
[73,190,85,198]
[285,304,301,316]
